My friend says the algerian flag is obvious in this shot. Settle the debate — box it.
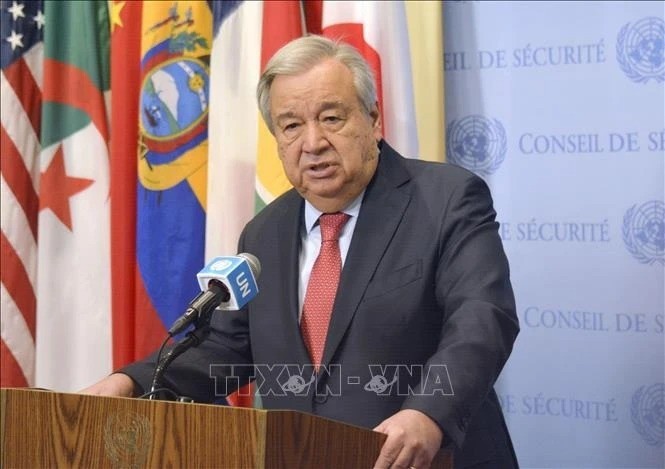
[35,0,112,391]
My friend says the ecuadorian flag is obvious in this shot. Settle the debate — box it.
[136,1,212,337]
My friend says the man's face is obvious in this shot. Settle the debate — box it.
[269,59,382,213]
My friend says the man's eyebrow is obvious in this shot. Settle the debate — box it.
[318,101,345,112]
[274,101,347,123]
[275,111,299,122]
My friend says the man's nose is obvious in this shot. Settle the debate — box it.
[302,122,329,154]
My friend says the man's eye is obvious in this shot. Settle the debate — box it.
[323,115,341,123]
[284,123,299,131]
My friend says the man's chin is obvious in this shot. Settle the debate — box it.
[301,180,344,199]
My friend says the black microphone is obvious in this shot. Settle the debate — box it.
[147,253,261,401]
[168,253,261,336]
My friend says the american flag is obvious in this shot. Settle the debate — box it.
[1,0,44,387]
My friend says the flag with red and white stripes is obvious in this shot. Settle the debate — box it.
[1,0,113,391]
[1,0,44,387]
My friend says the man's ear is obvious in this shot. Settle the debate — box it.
[370,102,383,139]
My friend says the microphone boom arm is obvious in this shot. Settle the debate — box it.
[148,304,216,400]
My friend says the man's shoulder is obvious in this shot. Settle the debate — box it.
[395,153,484,195]
[381,141,480,188]
[244,188,301,231]
[404,157,474,179]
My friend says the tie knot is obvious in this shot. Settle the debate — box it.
[319,212,350,242]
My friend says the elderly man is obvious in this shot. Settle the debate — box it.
[84,35,519,469]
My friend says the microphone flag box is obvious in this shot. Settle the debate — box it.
[197,256,258,310]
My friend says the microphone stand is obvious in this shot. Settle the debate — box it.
[146,308,214,401]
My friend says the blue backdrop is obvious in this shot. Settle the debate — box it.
[443,2,664,467]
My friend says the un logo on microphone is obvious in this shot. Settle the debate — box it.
[623,200,665,265]
[631,383,664,447]
[446,115,507,176]
[210,259,233,271]
[616,17,665,84]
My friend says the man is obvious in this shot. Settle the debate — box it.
[84,35,519,468]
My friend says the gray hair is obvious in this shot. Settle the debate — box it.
[256,35,378,133]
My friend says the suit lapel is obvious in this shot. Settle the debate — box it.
[321,143,412,367]
[274,191,311,364]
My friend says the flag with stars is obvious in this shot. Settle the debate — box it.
[33,0,112,390]
[1,0,45,387]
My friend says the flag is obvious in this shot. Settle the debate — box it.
[206,0,258,258]
[207,0,303,265]
[207,0,303,406]
[1,0,44,388]
[254,0,303,210]
[405,1,445,162]
[135,1,213,351]
[315,0,420,158]
[35,0,112,390]
[108,0,162,366]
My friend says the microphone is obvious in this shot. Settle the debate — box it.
[168,253,261,336]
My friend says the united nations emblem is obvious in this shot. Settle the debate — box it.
[210,259,233,271]
[104,411,152,468]
[631,383,664,447]
[446,115,507,176]
[616,17,665,83]
[622,200,665,265]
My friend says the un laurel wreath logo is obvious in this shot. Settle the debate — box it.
[616,17,665,84]
[631,383,665,447]
[104,411,152,467]
[446,115,507,177]
[622,200,665,265]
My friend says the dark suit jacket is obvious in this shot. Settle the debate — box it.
[124,141,520,468]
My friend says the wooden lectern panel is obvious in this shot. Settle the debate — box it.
[264,410,385,468]
[1,388,452,468]
[1,388,265,468]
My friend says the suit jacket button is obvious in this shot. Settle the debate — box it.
[314,393,328,404]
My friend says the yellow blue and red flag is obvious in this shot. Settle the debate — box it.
[135,1,212,341]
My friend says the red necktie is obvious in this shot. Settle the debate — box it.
[301,212,350,370]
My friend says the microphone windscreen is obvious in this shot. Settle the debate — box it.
[238,252,261,278]
[196,254,260,311]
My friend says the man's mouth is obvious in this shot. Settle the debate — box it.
[306,162,336,178]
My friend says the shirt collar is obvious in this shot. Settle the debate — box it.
[304,191,364,234]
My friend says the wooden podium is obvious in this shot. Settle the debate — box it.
[1,388,453,468]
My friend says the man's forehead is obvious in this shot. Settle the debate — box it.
[269,61,358,116]
[271,59,353,89]
[273,98,357,122]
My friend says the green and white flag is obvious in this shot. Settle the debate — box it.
[35,0,112,390]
